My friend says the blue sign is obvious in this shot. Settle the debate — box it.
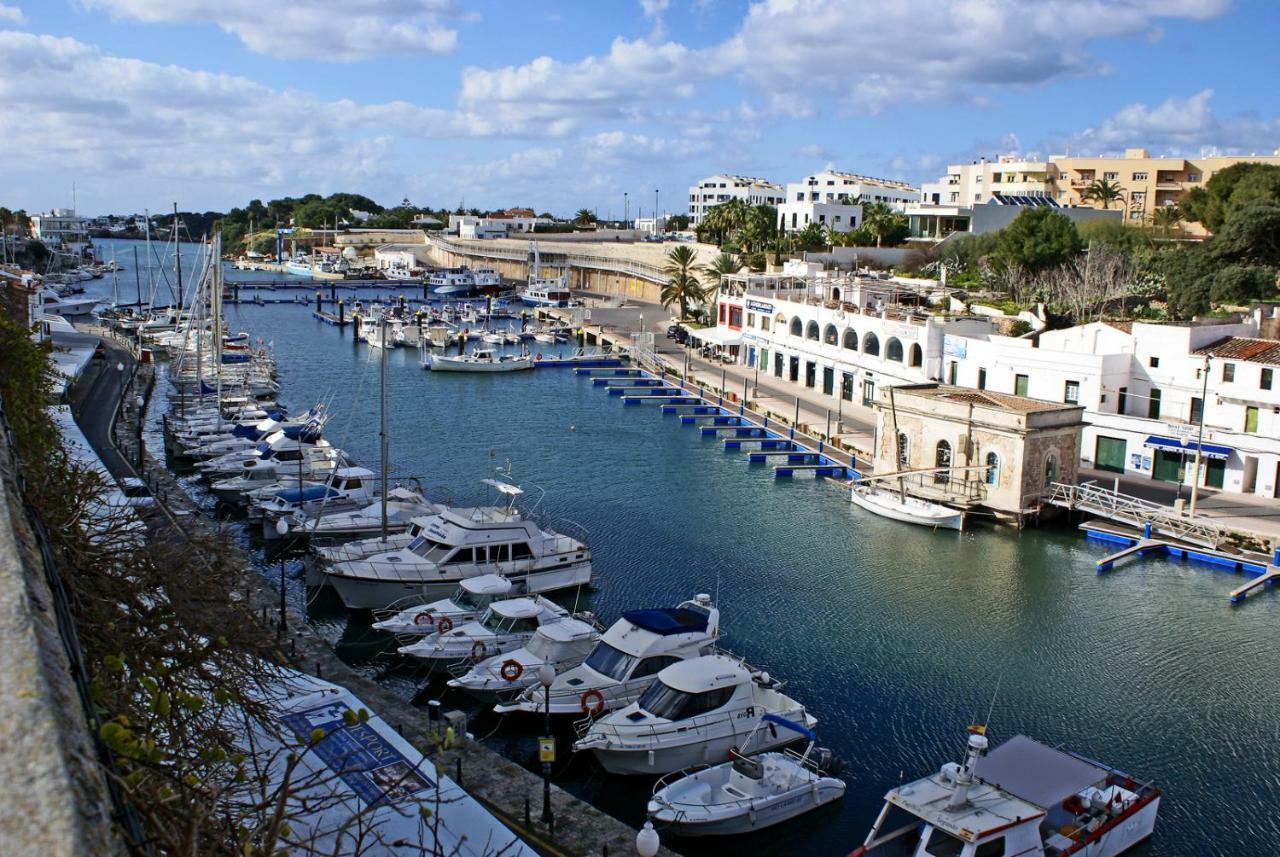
[943,335,967,359]
[282,700,435,808]
[746,300,774,314]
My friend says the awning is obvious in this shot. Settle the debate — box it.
[688,326,743,347]
[1143,435,1233,460]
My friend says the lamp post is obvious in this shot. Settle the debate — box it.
[639,313,645,334]
[275,517,289,634]
[636,820,660,857]
[538,663,555,828]
[1189,353,1212,516]
[624,192,629,229]
[654,189,660,236]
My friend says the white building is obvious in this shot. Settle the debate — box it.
[29,209,92,256]
[448,213,551,238]
[920,155,1054,206]
[687,174,784,226]
[373,243,426,271]
[777,170,918,233]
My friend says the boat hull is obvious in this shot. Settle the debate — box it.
[651,779,846,836]
[323,561,592,611]
[427,357,533,373]
[849,487,963,530]
[587,724,805,776]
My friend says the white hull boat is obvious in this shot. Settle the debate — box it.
[849,483,963,531]
[295,488,440,540]
[371,574,514,638]
[396,597,569,665]
[425,348,533,373]
[446,617,599,702]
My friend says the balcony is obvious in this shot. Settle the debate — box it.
[1155,181,1181,191]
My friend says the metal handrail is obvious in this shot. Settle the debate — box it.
[1042,482,1228,547]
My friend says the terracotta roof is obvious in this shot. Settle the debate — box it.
[1193,336,1280,366]
[896,384,1075,413]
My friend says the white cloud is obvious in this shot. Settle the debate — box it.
[83,0,461,61]
[639,0,670,17]
[583,130,714,164]
[0,4,23,23]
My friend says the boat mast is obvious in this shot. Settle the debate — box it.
[379,315,389,540]
[173,203,183,304]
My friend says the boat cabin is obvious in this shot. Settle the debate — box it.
[478,597,563,636]
[633,656,752,723]
[526,617,599,665]
[584,597,719,682]
[453,573,515,613]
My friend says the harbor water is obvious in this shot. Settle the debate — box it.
[95,240,1280,855]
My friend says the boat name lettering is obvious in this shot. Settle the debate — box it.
[737,706,755,719]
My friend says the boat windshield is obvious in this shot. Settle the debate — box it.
[407,536,451,562]
[479,610,503,633]
[526,633,554,660]
[584,643,636,682]
[637,682,735,721]
[455,588,488,612]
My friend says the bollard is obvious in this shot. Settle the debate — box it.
[315,291,322,313]
[338,299,345,326]
[524,797,531,826]
[290,638,296,657]
[455,757,462,786]
[316,661,323,679]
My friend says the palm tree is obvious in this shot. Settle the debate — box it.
[794,222,827,251]
[573,208,596,226]
[861,201,906,248]
[735,204,776,254]
[1082,179,1125,210]
[660,245,705,321]
[1151,205,1184,237]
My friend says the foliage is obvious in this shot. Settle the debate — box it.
[704,252,743,286]
[573,208,597,226]
[660,245,705,320]
[1163,201,1280,317]
[1180,162,1280,232]
[1078,220,1153,254]
[1149,206,1184,237]
[666,214,691,231]
[364,206,419,229]
[991,208,1084,274]
[792,222,828,252]
[1081,178,1125,209]
[0,312,56,461]
[860,201,909,247]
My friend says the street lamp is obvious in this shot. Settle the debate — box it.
[636,820,660,857]
[1189,352,1212,516]
[624,192,629,229]
[538,663,555,828]
[275,517,290,634]
[639,314,645,334]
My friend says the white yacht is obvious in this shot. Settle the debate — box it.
[573,654,816,776]
[210,459,287,504]
[294,487,440,541]
[396,597,569,665]
[424,347,533,373]
[494,594,718,717]
[447,617,600,702]
[384,265,423,281]
[472,267,502,290]
[198,430,345,480]
[851,730,1161,857]
[318,480,592,610]
[371,574,514,639]
[519,281,573,308]
[253,467,379,537]
[428,267,477,296]
[40,288,101,318]
[283,257,314,277]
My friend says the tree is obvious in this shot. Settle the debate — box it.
[734,205,777,253]
[1210,201,1280,267]
[1181,162,1280,232]
[1040,244,1139,323]
[666,214,691,231]
[660,245,705,320]
[703,252,742,301]
[573,208,596,226]
[991,208,1084,275]
[861,201,908,247]
[793,222,828,251]
[1149,206,1184,238]
[1079,220,1154,253]
[1082,178,1125,209]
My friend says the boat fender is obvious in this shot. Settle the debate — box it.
[413,611,435,627]
[536,353,542,360]
[727,745,738,760]
[437,616,453,634]
[580,688,606,716]
[500,659,524,682]
[471,640,487,661]
[768,722,778,739]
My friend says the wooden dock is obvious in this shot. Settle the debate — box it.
[1230,568,1280,603]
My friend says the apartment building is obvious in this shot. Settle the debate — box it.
[776,169,917,233]
[920,155,1053,206]
[686,174,784,226]
[29,209,92,256]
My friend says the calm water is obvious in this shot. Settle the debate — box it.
[90,239,1280,856]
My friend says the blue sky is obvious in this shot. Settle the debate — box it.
[4,0,1278,217]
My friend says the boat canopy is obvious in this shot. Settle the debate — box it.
[972,735,1111,810]
[275,485,335,504]
[490,598,546,620]
[622,607,710,636]
[481,478,523,496]
[461,574,514,595]
[761,713,816,741]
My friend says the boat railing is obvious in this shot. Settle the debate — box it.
[576,708,744,750]
[547,518,591,550]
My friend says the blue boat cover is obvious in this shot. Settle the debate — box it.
[275,485,335,503]
[232,423,261,439]
[621,607,709,636]
[762,713,816,741]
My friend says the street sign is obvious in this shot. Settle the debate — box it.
[539,737,556,763]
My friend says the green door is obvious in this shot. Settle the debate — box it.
[822,367,834,395]
[1152,450,1183,483]
[1204,458,1226,489]
[1015,374,1029,397]
[1095,436,1127,473]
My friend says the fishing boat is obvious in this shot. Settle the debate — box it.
[850,729,1161,857]
[647,716,845,836]
[396,597,569,665]
[371,574,514,639]
[283,257,314,277]
[317,479,593,610]
[425,348,533,373]
[848,482,964,531]
[519,282,574,308]
[429,267,477,296]
[573,654,816,776]
[446,617,600,702]
[494,594,718,717]
[472,267,503,293]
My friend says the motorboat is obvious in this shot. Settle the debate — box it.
[849,482,964,531]
[294,487,439,541]
[40,288,101,318]
[472,267,502,293]
[424,348,533,373]
[494,594,718,717]
[209,459,287,504]
[446,617,600,702]
[532,331,557,344]
[370,574,514,639]
[395,320,422,348]
[850,730,1161,857]
[318,479,592,610]
[198,430,345,480]
[429,267,477,296]
[283,257,315,277]
[519,282,573,308]
[254,467,379,537]
[362,318,398,349]
[384,265,423,281]
[396,597,569,665]
[573,654,816,776]
[647,716,845,836]
[481,331,505,345]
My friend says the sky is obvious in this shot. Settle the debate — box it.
[5,0,1280,218]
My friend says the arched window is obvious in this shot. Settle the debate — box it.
[1044,452,1058,487]
[985,451,1000,485]
[830,286,841,302]
[789,317,802,337]
[864,332,880,357]
[806,320,820,340]
[886,337,904,362]
[823,323,838,345]
[842,329,858,350]
[909,343,923,367]
[934,440,952,485]
[896,432,910,469]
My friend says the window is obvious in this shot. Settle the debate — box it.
[1263,368,1274,390]
[886,338,904,362]
[934,441,952,484]
[746,312,755,328]
[1132,172,1149,181]
[1190,396,1203,425]
[511,542,535,560]
[1148,388,1161,419]
[948,361,958,385]
[1044,453,1058,487]
[806,320,820,340]
[1015,374,1029,397]
[1103,171,1118,180]
[977,368,987,390]
[863,332,880,356]
[1223,362,1235,382]
[909,343,923,367]
[631,655,680,679]
[974,838,1007,857]
[445,547,474,564]
[1064,380,1080,404]
[1187,173,1201,183]
[760,316,770,332]
[923,827,965,857]
[1245,406,1259,433]
[823,323,838,345]
[790,318,802,337]
[1149,356,1159,368]
[862,379,875,406]
[728,307,743,328]
[896,432,909,469]
[842,329,858,350]
[985,451,1000,485]
[841,372,854,401]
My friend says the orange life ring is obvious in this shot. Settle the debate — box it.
[412,611,435,627]
[470,640,487,661]
[580,688,606,716]
[437,616,453,634]
[727,745,739,760]
[535,353,542,360]
[500,659,524,682]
